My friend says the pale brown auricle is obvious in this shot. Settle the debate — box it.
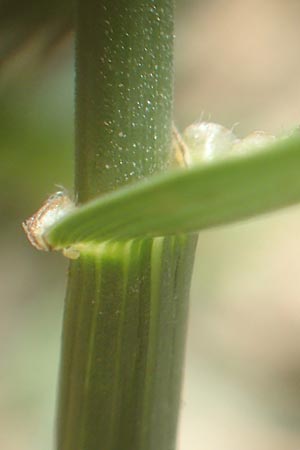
[22,191,74,252]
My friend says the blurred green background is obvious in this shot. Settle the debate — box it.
[2,1,300,449]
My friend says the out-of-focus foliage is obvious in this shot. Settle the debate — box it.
[0,68,73,222]
[0,63,73,450]
[0,0,73,64]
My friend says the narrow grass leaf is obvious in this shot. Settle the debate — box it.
[47,135,300,248]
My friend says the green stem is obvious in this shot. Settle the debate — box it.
[75,0,174,201]
[55,0,197,449]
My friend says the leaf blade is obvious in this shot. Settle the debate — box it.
[46,136,300,248]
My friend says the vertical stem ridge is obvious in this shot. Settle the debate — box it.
[107,240,137,446]
[78,246,105,448]
[139,237,165,443]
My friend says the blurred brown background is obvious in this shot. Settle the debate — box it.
[2,1,300,449]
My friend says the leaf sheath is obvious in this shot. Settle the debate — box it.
[56,236,197,450]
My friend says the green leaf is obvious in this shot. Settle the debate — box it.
[46,135,300,249]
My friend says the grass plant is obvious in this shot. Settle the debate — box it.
[10,0,300,449]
